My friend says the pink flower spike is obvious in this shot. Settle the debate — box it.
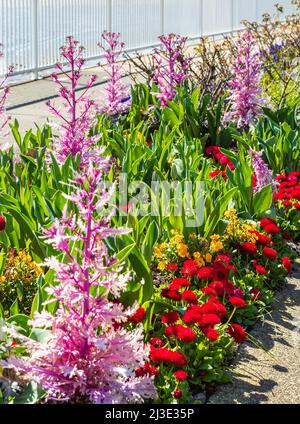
[224,31,265,128]
[47,36,98,166]
[98,32,130,116]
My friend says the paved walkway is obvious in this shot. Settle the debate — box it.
[0,64,135,147]
[208,266,300,404]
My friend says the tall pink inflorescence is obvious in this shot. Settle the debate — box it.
[0,45,14,138]
[3,158,157,404]
[250,149,274,193]
[98,31,130,116]
[224,31,265,128]
[152,33,191,108]
[47,36,97,165]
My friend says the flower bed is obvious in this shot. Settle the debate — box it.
[0,1,299,405]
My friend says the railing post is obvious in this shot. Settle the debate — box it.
[255,0,258,22]
[108,0,113,32]
[231,0,234,35]
[32,0,38,80]
[200,0,203,37]
[160,0,165,35]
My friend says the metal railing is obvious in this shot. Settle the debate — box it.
[0,0,295,81]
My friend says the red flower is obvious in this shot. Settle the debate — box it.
[173,388,183,399]
[260,218,277,228]
[281,257,291,273]
[182,290,198,304]
[223,280,235,295]
[181,259,199,277]
[0,216,6,232]
[172,278,191,288]
[263,223,281,234]
[162,311,180,325]
[201,287,217,296]
[174,370,188,381]
[169,351,187,367]
[210,170,222,179]
[255,232,271,246]
[206,146,220,155]
[229,296,247,308]
[227,324,247,343]
[210,299,227,319]
[263,247,278,260]
[227,161,235,171]
[150,347,187,367]
[166,264,179,271]
[202,327,219,341]
[215,253,232,263]
[215,153,230,166]
[183,305,203,324]
[198,266,215,280]
[161,288,182,301]
[209,281,225,296]
[130,307,146,324]
[252,172,258,190]
[177,327,197,343]
[201,313,221,326]
[252,260,267,275]
[238,242,258,255]
[282,201,292,207]
[165,325,179,338]
[135,362,158,377]
[144,362,159,377]
[150,338,164,348]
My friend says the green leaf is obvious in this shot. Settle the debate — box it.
[9,299,19,316]
[12,382,45,404]
[252,184,273,215]
[6,314,30,336]
[204,187,237,237]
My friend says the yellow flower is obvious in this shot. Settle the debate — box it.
[170,234,185,245]
[224,208,237,219]
[154,247,163,259]
[193,252,205,267]
[210,240,224,253]
[158,261,167,271]
[0,276,5,284]
[159,242,168,251]
[210,234,221,241]
[189,233,197,241]
[205,253,212,263]
[177,243,189,258]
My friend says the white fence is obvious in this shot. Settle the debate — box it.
[0,0,296,80]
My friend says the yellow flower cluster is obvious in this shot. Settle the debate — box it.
[170,230,190,259]
[224,208,258,243]
[1,249,43,284]
[210,234,224,253]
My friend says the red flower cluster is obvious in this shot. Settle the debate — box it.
[206,146,235,180]
[130,307,146,324]
[238,242,258,255]
[274,171,300,209]
[282,257,292,273]
[164,324,197,343]
[173,370,188,381]
[0,215,6,232]
[227,324,247,343]
[263,247,278,260]
[150,346,187,367]
[252,260,267,275]
[135,361,158,377]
